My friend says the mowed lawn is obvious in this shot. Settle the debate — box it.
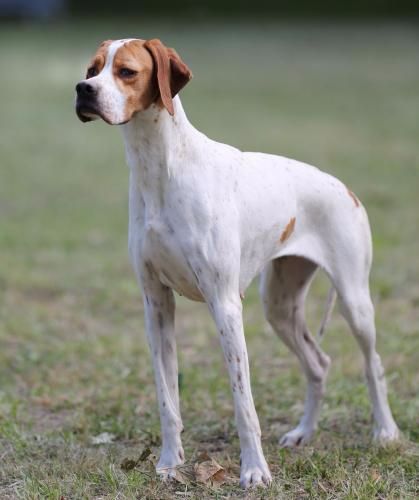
[0,20,418,498]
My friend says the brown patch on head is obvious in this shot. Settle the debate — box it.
[347,188,360,208]
[280,217,296,243]
[108,38,192,120]
[86,39,113,79]
[110,40,157,121]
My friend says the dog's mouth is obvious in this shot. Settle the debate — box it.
[75,100,103,123]
[75,101,128,126]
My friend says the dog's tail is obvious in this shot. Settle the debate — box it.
[317,287,337,342]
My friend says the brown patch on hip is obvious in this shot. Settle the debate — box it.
[347,188,360,207]
[280,217,296,243]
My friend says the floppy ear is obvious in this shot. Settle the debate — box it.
[144,38,192,116]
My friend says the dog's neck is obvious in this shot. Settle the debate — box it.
[121,96,195,180]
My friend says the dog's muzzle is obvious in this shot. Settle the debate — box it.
[75,81,100,122]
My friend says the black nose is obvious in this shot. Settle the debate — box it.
[76,81,97,98]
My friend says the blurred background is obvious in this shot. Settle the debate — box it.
[0,1,418,498]
[0,0,419,19]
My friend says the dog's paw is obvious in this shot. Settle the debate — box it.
[156,446,185,482]
[279,425,314,448]
[373,425,400,445]
[156,466,178,482]
[240,455,272,489]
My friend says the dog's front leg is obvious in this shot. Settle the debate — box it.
[142,272,184,480]
[210,295,272,488]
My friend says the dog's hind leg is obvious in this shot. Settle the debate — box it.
[334,277,399,443]
[260,256,331,447]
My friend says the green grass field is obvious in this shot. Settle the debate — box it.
[0,20,418,498]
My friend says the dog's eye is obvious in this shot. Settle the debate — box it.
[119,68,137,78]
[86,66,98,79]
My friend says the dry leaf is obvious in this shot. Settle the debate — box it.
[209,467,226,487]
[194,456,226,487]
[173,468,189,485]
[121,447,152,471]
[138,447,152,462]
[196,451,211,463]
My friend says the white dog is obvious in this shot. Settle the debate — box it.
[75,38,399,488]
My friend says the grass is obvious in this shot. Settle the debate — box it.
[0,19,418,498]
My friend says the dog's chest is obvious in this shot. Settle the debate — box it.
[140,217,204,301]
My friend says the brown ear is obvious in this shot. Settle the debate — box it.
[144,39,192,116]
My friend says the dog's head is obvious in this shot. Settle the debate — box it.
[75,38,192,125]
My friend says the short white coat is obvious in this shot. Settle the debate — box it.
[76,39,399,489]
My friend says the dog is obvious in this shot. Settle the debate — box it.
[75,38,399,488]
